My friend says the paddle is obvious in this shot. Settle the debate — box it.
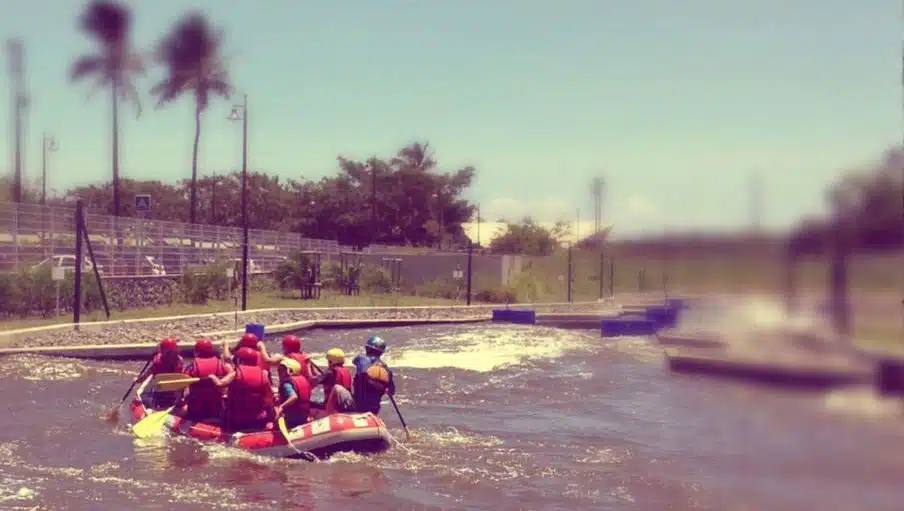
[154,377,200,392]
[104,354,155,423]
[277,416,315,461]
[131,406,175,438]
[387,393,411,440]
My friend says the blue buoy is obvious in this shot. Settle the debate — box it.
[245,323,265,339]
[601,316,656,337]
[491,309,511,322]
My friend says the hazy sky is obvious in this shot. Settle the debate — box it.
[0,0,900,237]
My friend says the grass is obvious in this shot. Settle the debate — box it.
[0,291,462,331]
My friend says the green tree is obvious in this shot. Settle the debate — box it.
[70,0,145,217]
[489,218,563,256]
[151,11,232,225]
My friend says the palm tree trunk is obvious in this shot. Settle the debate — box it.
[190,105,201,225]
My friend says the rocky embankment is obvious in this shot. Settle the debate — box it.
[0,301,621,349]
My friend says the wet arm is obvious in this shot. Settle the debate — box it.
[210,370,236,388]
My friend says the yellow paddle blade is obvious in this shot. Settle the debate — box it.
[132,407,175,439]
[154,377,200,392]
[152,373,188,384]
[278,416,291,439]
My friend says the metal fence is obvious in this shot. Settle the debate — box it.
[0,201,502,280]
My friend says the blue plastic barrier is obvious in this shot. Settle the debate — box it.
[601,316,656,337]
[491,309,510,322]
[491,309,536,324]
[644,305,679,329]
[245,323,265,339]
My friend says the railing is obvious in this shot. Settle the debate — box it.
[0,201,478,276]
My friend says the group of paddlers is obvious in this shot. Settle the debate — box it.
[133,333,395,432]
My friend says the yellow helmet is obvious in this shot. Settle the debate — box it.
[279,358,302,376]
[326,348,345,365]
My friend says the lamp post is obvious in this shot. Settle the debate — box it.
[432,191,444,250]
[227,93,249,311]
[41,133,58,206]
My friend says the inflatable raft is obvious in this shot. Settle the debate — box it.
[129,385,392,459]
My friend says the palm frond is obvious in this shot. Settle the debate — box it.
[79,1,131,46]
[70,54,105,82]
[119,79,143,118]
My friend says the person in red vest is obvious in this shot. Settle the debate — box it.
[274,358,312,429]
[223,332,274,383]
[210,347,275,431]
[134,337,184,409]
[265,335,315,380]
[180,338,233,422]
[309,348,355,414]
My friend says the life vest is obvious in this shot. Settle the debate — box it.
[184,357,228,411]
[284,375,312,420]
[324,365,352,403]
[151,351,184,375]
[227,365,273,424]
[287,352,312,378]
[352,355,390,413]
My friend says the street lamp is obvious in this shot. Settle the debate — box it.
[227,93,249,311]
[432,190,445,250]
[41,133,58,206]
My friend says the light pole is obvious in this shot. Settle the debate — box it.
[227,93,249,311]
[476,203,481,248]
[432,191,444,250]
[41,133,58,206]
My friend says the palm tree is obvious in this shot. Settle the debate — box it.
[70,0,144,218]
[150,12,232,225]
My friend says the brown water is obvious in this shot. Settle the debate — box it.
[0,323,903,510]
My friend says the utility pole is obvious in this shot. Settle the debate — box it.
[371,156,377,246]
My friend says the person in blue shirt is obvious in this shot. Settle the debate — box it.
[352,336,396,415]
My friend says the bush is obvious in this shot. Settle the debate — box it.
[414,278,461,300]
[474,287,517,304]
[181,259,233,305]
[360,264,394,293]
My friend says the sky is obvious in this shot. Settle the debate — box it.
[0,0,901,240]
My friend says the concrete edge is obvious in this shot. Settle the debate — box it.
[0,299,616,337]
[0,317,493,360]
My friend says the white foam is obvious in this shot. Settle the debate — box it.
[386,328,590,373]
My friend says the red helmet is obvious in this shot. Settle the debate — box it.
[282,335,301,354]
[159,337,178,351]
[240,333,259,349]
[194,338,214,356]
[236,347,258,366]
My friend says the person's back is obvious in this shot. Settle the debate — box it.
[144,337,184,409]
[352,337,395,415]
[226,348,274,431]
[183,339,231,421]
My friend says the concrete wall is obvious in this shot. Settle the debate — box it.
[353,252,510,290]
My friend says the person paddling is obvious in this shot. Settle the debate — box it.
[180,338,233,422]
[264,335,315,380]
[210,347,275,432]
[274,358,312,429]
[309,348,355,414]
[134,337,185,409]
[223,332,275,383]
[352,336,395,415]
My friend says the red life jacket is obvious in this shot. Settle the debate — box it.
[184,357,228,411]
[151,352,183,375]
[227,365,273,424]
[324,365,352,402]
[286,375,312,418]
[287,352,312,378]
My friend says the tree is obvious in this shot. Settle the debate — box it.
[151,11,232,225]
[70,0,145,217]
[489,218,563,256]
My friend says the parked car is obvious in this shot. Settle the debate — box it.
[32,255,104,275]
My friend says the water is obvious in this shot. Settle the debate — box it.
[1,322,903,510]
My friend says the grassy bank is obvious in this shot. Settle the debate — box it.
[0,292,462,331]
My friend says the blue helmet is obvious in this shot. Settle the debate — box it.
[365,336,386,353]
